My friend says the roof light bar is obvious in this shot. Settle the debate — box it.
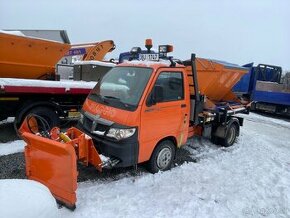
[159,45,173,54]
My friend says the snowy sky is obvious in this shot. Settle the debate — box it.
[1,0,289,70]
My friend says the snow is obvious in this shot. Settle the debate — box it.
[0,117,14,125]
[0,78,96,89]
[58,113,290,218]
[1,113,289,217]
[0,179,59,218]
[0,140,25,156]
[0,30,63,43]
[71,44,97,49]
[74,60,116,68]
[125,59,171,67]
[0,30,26,36]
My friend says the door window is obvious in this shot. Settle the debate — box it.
[154,72,184,102]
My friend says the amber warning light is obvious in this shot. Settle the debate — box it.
[145,39,153,51]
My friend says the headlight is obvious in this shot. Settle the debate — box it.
[106,128,136,140]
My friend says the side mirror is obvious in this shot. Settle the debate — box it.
[147,85,164,107]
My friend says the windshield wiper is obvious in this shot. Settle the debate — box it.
[103,95,120,100]
[89,93,110,104]
[103,95,133,109]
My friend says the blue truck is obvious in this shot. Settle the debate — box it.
[233,64,290,116]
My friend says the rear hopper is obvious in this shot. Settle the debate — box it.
[186,58,248,102]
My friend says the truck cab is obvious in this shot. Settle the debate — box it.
[80,58,191,172]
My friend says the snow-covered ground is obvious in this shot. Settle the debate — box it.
[0,117,25,155]
[0,179,59,218]
[0,140,25,156]
[0,113,290,217]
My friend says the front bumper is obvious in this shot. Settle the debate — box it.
[77,122,139,168]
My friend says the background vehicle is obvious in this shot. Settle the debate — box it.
[0,31,115,128]
[20,40,250,209]
[233,64,290,116]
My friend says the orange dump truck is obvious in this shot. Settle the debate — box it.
[19,40,250,209]
[0,31,115,127]
[0,31,70,79]
[0,31,115,79]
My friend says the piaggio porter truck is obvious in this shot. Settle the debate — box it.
[19,40,250,209]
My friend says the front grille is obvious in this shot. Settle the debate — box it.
[83,116,93,131]
[95,123,108,132]
[83,115,110,133]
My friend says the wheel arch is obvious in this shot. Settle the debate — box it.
[157,136,178,147]
[150,135,178,159]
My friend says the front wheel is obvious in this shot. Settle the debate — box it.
[147,140,175,174]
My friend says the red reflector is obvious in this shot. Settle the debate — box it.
[167,45,173,52]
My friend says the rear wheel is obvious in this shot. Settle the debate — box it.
[147,140,175,174]
[219,123,238,147]
[16,106,60,132]
[29,107,59,128]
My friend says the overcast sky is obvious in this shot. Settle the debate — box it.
[1,0,289,70]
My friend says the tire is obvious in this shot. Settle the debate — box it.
[211,135,221,145]
[147,140,175,174]
[24,106,59,130]
[219,123,238,147]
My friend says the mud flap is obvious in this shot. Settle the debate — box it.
[23,132,78,209]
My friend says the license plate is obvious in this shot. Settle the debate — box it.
[139,53,159,61]
[68,111,81,118]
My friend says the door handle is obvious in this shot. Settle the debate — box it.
[181,104,186,108]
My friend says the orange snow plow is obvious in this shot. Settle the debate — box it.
[19,116,103,209]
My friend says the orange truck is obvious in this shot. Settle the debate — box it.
[0,31,115,128]
[19,40,250,209]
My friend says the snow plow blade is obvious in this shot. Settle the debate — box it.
[20,126,103,209]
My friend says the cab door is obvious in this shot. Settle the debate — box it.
[139,69,190,163]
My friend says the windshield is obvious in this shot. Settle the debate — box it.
[88,66,153,111]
